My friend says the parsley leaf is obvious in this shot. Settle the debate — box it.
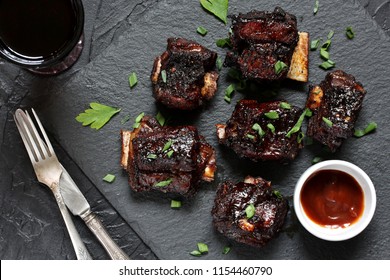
[200,0,228,24]
[76,102,121,130]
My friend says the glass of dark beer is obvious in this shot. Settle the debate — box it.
[0,0,84,75]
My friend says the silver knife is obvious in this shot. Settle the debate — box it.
[59,166,130,260]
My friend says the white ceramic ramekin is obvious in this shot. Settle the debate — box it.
[294,160,376,241]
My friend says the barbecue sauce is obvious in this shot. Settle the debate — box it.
[300,170,364,228]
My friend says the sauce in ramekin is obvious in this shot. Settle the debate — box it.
[300,169,364,228]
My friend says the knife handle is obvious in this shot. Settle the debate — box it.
[81,210,130,260]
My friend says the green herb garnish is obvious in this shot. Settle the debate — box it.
[222,246,231,255]
[310,39,321,50]
[147,153,157,160]
[224,84,235,103]
[167,150,174,158]
[267,123,276,133]
[327,30,335,40]
[171,200,182,209]
[128,72,137,88]
[354,122,377,137]
[322,117,333,127]
[197,242,209,253]
[156,111,166,126]
[346,26,355,39]
[245,204,255,219]
[197,26,208,36]
[264,111,279,119]
[280,102,292,110]
[216,37,231,48]
[161,70,167,83]
[76,102,121,130]
[321,39,332,51]
[132,112,145,128]
[320,48,330,60]
[246,134,255,140]
[319,60,336,70]
[162,140,173,152]
[216,57,223,71]
[274,60,288,75]
[313,0,319,14]
[312,156,323,164]
[286,108,310,138]
[273,190,283,199]
[190,250,202,257]
[200,0,229,24]
[252,123,266,137]
[103,174,116,183]
[154,178,173,187]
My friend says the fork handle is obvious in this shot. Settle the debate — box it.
[81,210,130,260]
[51,183,93,260]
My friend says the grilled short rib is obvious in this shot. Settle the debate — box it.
[216,100,304,162]
[121,116,216,197]
[306,70,366,152]
[224,7,308,83]
[212,176,288,248]
[151,38,219,110]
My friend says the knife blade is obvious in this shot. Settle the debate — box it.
[59,166,130,260]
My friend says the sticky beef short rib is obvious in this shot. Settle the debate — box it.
[216,99,304,162]
[151,37,219,110]
[212,176,288,248]
[306,70,367,152]
[120,116,216,197]
[225,7,299,82]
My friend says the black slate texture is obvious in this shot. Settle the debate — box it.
[32,0,390,259]
[0,0,389,260]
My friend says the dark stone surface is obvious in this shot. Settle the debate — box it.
[0,0,389,260]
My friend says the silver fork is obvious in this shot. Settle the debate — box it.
[14,108,92,260]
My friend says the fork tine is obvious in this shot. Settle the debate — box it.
[18,110,47,161]
[31,108,56,157]
[14,110,39,163]
[25,110,51,159]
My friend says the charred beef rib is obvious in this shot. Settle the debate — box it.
[216,99,304,162]
[120,116,216,197]
[151,37,219,110]
[306,70,366,152]
[212,176,288,248]
[225,7,308,83]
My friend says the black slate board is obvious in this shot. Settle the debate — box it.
[39,0,390,259]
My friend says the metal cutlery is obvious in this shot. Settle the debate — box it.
[59,165,130,260]
[14,108,92,260]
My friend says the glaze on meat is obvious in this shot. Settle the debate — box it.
[306,70,366,152]
[120,116,216,197]
[224,7,299,82]
[212,176,288,248]
[151,37,219,110]
[216,99,304,162]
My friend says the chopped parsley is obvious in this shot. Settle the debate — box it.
[264,111,279,119]
[76,102,121,130]
[103,174,116,183]
[161,70,167,83]
[128,72,137,88]
[346,26,355,39]
[154,178,173,187]
[245,204,255,219]
[354,122,377,137]
[200,0,229,24]
[197,26,208,36]
[274,60,288,75]
[322,117,333,127]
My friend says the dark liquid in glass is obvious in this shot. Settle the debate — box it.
[0,0,83,74]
